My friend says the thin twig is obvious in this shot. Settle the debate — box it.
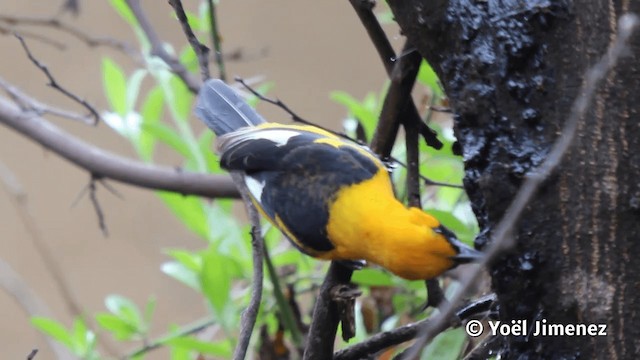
[0,97,239,198]
[88,176,109,237]
[372,41,422,157]
[124,0,201,93]
[15,34,101,124]
[126,317,217,358]
[235,77,349,138]
[349,0,442,151]
[26,349,39,360]
[402,13,639,359]
[0,77,93,124]
[167,0,210,82]
[207,0,226,81]
[405,111,421,207]
[333,318,430,360]
[231,173,265,360]
[263,242,304,349]
[0,24,66,49]
[0,15,137,57]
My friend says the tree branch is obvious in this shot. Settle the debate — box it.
[0,14,138,57]
[16,34,101,125]
[303,262,354,360]
[124,0,201,93]
[126,317,217,358]
[333,318,429,360]
[370,41,422,157]
[232,174,265,360]
[0,77,93,124]
[0,97,239,198]
[167,0,210,83]
[349,0,442,151]
[206,0,226,81]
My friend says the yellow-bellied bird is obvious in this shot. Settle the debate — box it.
[195,79,481,280]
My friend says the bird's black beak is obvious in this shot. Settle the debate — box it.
[434,226,484,264]
[450,241,484,264]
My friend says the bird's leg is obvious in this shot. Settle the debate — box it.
[421,279,448,311]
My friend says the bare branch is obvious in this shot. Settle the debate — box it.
[232,173,265,360]
[167,0,210,82]
[370,41,422,157]
[235,77,349,139]
[0,14,137,57]
[124,0,201,93]
[26,349,39,360]
[0,24,66,49]
[349,0,442,151]
[88,176,109,237]
[0,97,239,198]
[126,317,217,358]
[207,0,226,81]
[0,77,93,124]
[303,262,354,360]
[403,13,640,359]
[15,34,101,124]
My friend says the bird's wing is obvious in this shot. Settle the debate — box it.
[217,125,386,255]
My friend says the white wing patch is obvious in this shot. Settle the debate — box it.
[217,128,299,152]
[245,175,266,200]
[256,129,299,146]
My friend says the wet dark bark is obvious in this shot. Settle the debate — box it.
[387,1,640,359]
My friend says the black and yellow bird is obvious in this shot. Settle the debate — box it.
[195,79,481,281]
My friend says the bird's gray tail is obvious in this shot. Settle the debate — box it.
[195,79,266,136]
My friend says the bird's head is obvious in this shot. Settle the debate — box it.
[383,208,482,280]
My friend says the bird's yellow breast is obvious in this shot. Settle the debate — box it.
[322,169,457,280]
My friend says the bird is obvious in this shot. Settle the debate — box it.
[195,79,481,281]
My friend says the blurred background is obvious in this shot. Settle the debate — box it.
[0,1,400,358]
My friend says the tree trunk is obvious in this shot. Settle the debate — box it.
[387,0,640,358]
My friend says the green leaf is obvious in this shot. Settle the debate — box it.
[417,60,444,98]
[165,337,232,357]
[141,86,164,126]
[95,313,138,340]
[170,344,190,360]
[31,317,73,349]
[71,318,96,357]
[331,90,379,140]
[184,10,203,32]
[179,46,199,73]
[126,69,147,112]
[199,249,231,316]
[157,192,209,239]
[141,122,192,159]
[426,210,476,246]
[104,295,144,332]
[102,58,128,115]
[351,268,396,287]
[108,0,138,27]
[144,297,156,326]
[161,261,201,291]
[420,328,466,360]
[165,249,202,272]
[197,130,222,173]
[167,75,193,122]
[138,86,165,161]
